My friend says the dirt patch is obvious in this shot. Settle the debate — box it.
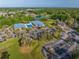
[19,46,32,54]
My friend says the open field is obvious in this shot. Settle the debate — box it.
[0,38,50,59]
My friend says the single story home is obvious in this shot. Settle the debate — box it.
[14,21,45,29]
[0,37,5,42]
[61,32,69,39]
[14,23,25,29]
[42,40,78,59]
[25,23,33,28]
[68,31,79,43]
[14,23,33,29]
[31,21,45,27]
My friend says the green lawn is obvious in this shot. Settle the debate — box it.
[43,19,57,27]
[0,38,48,59]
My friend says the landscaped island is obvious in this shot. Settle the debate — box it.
[0,8,79,59]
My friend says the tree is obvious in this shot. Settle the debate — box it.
[65,17,75,27]
[0,51,9,59]
[40,18,48,21]
[18,38,23,47]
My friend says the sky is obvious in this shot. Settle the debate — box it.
[0,0,79,7]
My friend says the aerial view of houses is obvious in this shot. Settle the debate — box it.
[0,8,79,59]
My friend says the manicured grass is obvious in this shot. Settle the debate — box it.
[43,19,56,27]
[0,38,18,48]
[0,38,48,59]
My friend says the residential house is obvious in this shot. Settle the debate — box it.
[0,37,4,42]
[14,23,26,29]
[31,20,45,27]
[0,32,6,42]
[25,23,33,28]
[29,29,44,40]
[42,40,78,59]
[68,31,79,44]
[60,32,69,40]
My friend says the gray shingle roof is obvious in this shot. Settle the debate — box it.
[42,39,78,59]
